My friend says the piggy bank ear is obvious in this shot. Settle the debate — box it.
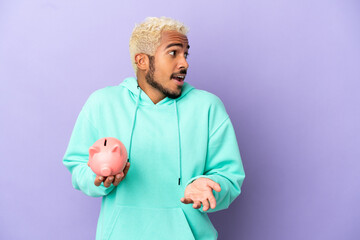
[111,144,120,153]
[89,146,100,158]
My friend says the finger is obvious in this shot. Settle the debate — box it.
[202,199,210,212]
[208,194,217,209]
[209,181,221,192]
[193,201,201,209]
[113,172,124,186]
[104,176,114,188]
[180,198,194,204]
[94,176,105,186]
[123,163,130,176]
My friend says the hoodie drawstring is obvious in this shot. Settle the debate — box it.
[127,85,182,186]
[128,85,141,163]
[174,100,182,185]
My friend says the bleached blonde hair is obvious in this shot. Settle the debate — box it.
[129,17,189,73]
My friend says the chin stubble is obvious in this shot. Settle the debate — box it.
[145,56,182,99]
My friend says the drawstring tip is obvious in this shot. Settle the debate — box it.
[178,178,181,185]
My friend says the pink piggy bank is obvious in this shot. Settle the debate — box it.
[87,137,128,177]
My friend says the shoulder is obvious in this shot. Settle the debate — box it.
[186,88,228,116]
[185,88,225,108]
[87,85,124,102]
[82,85,122,111]
[184,88,229,130]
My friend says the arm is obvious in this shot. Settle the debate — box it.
[185,116,245,213]
[62,95,116,197]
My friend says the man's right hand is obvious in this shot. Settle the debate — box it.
[94,162,130,188]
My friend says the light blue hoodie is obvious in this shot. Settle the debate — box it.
[63,77,245,239]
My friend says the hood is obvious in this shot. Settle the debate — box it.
[120,77,194,106]
[119,77,194,185]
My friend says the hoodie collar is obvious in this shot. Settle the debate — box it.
[120,77,194,106]
[122,76,192,186]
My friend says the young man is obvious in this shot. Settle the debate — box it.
[63,17,245,240]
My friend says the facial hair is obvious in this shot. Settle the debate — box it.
[145,56,182,99]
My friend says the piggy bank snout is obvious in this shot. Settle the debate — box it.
[89,152,124,176]
[100,167,112,176]
[88,137,128,177]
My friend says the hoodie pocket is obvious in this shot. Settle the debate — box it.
[104,206,195,240]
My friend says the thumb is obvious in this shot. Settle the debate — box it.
[207,179,221,192]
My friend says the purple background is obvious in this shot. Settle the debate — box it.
[1,0,359,239]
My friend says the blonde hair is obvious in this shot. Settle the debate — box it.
[129,16,189,73]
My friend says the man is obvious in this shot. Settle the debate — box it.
[63,17,245,240]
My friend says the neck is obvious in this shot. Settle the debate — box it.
[136,72,166,104]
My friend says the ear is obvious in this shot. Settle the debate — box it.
[119,144,125,157]
[111,144,120,153]
[89,146,100,158]
[134,53,149,71]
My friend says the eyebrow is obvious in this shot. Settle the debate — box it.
[165,43,190,50]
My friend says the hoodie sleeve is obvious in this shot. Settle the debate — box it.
[62,93,115,197]
[185,98,245,213]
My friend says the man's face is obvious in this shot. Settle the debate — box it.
[145,30,190,99]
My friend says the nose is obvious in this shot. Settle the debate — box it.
[178,55,189,70]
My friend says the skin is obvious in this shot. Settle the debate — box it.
[180,178,221,211]
[94,30,222,211]
[94,162,130,187]
[135,30,190,104]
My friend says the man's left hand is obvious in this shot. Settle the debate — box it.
[180,177,221,211]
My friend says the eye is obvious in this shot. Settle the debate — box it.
[184,52,190,59]
[169,50,176,56]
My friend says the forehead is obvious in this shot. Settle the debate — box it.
[158,31,189,49]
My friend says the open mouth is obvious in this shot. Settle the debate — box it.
[171,75,185,82]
